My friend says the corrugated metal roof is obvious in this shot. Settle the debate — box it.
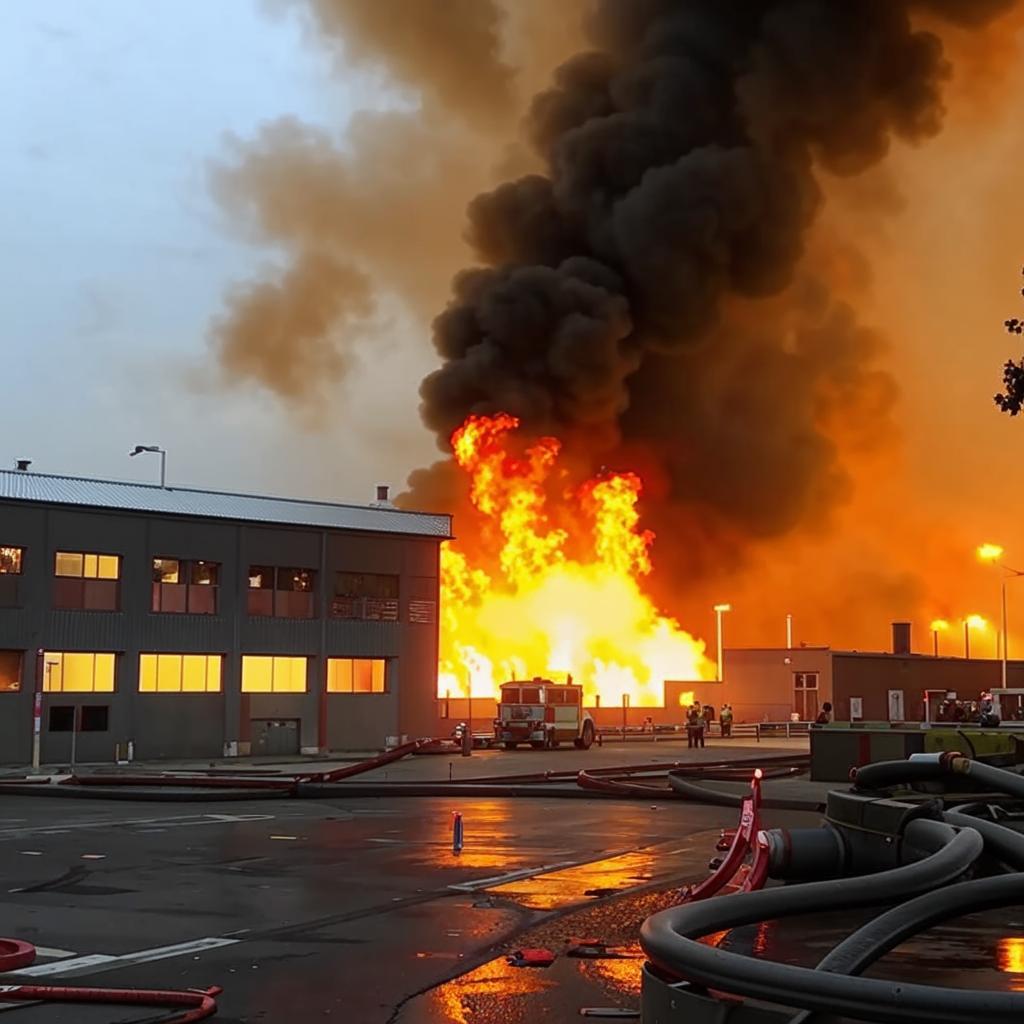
[0,469,452,539]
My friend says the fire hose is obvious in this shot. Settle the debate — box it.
[642,755,1024,1022]
[640,825,1003,1023]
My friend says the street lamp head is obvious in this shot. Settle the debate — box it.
[130,444,162,456]
[713,603,732,613]
[978,542,1004,563]
[930,618,949,632]
[965,614,987,631]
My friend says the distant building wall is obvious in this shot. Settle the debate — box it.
[0,498,443,764]
[720,648,833,722]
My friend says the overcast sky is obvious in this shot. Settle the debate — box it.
[1,0,437,503]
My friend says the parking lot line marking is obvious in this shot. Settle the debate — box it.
[16,954,118,977]
[0,812,275,841]
[13,938,239,979]
[447,860,578,892]
[81,854,106,860]
[18,851,42,856]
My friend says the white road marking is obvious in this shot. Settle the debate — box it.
[33,947,76,959]
[18,851,41,857]
[0,813,273,841]
[81,854,105,860]
[448,861,578,892]
[13,938,239,978]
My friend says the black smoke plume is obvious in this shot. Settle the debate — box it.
[416,0,1015,542]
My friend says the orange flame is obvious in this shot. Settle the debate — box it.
[438,413,715,705]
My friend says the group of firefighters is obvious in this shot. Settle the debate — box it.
[684,702,734,747]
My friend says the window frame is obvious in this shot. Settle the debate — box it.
[326,657,388,694]
[0,546,24,575]
[138,653,223,694]
[151,557,220,615]
[0,649,22,693]
[246,565,317,619]
[42,652,117,693]
[241,655,309,694]
[54,551,120,580]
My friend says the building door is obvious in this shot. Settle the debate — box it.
[251,719,299,756]
[887,689,905,722]
[793,672,819,721]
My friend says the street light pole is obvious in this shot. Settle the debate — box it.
[713,603,731,682]
[1002,578,1009,689]
[129,445,167,488]
[964,620,970,660]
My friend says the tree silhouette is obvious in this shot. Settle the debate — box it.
[995,267,1024,416]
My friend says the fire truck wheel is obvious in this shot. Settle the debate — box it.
[530,741,546,750]
[504,742,518,750]
[575,721,595,750]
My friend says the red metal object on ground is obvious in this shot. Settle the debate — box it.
[0,940,36,972]
[508,948,556,967]
[0,939,220,1023]
[60,738,430,791]
[680,770,763,903]
[0,984,222,1023]
[740,832,771,893]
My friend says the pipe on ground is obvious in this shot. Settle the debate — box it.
[640,826,995,1023]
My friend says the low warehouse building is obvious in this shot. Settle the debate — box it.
[722,623,1024,724]
[0,467,450,764]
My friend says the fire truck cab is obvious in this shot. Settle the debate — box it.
[494,677,596,750]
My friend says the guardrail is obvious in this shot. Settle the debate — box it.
[595,721,817,744]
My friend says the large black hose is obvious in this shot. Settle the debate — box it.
[790,872,1024,1024]
[854,755,1024,800]
[944,810,1024,870]
[666,772,825,812]
[640,826,1000,1023]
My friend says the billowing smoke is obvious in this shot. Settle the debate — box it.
[417,0,1015,543]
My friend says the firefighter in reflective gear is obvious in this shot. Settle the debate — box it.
[719,704,734,738]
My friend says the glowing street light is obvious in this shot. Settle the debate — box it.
[930,618,949,657]
[977,542,1024,689]
[963,614,987,659]
[713,603,731,682]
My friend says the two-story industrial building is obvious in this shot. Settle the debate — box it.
[0,467,450,765]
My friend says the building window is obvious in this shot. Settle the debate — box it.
[327,658,387,694]
[0,547,23,574]
[241,655,307,693]
[151,559,219,614]
[81,706,109,732]
[49,706,74,731]
[43,652,116,693]
[794,671,819,721]
[247,567,315,619]
[139,654,222,693]
[331,572,399,621]
[0,650,21,692]
[53,551,120,611]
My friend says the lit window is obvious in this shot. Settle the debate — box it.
[0,650,21,692]
[43,652,115,692]
[152,558,180,584]
[0,547,23,574]
[139,654,222,693]
[152,558,219,614]
[55,552,120,579]
[247,566,315,619]
[327,658,387,694]
[241,655,307,693]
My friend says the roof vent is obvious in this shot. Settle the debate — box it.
[372,484,394,508]
[14,460,31,472]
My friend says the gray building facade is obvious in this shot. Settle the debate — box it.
[0,469,450,765]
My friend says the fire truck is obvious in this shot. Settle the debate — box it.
[494,677,596,750]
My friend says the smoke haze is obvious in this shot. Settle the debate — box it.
[209,0,1024,655]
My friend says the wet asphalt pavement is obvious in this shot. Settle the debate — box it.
[0,788,759,1022]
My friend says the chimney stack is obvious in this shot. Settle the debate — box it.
[892,621,911,656]
[376,485,389,503]
[372,484,393,507]
[14,459,31,472]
